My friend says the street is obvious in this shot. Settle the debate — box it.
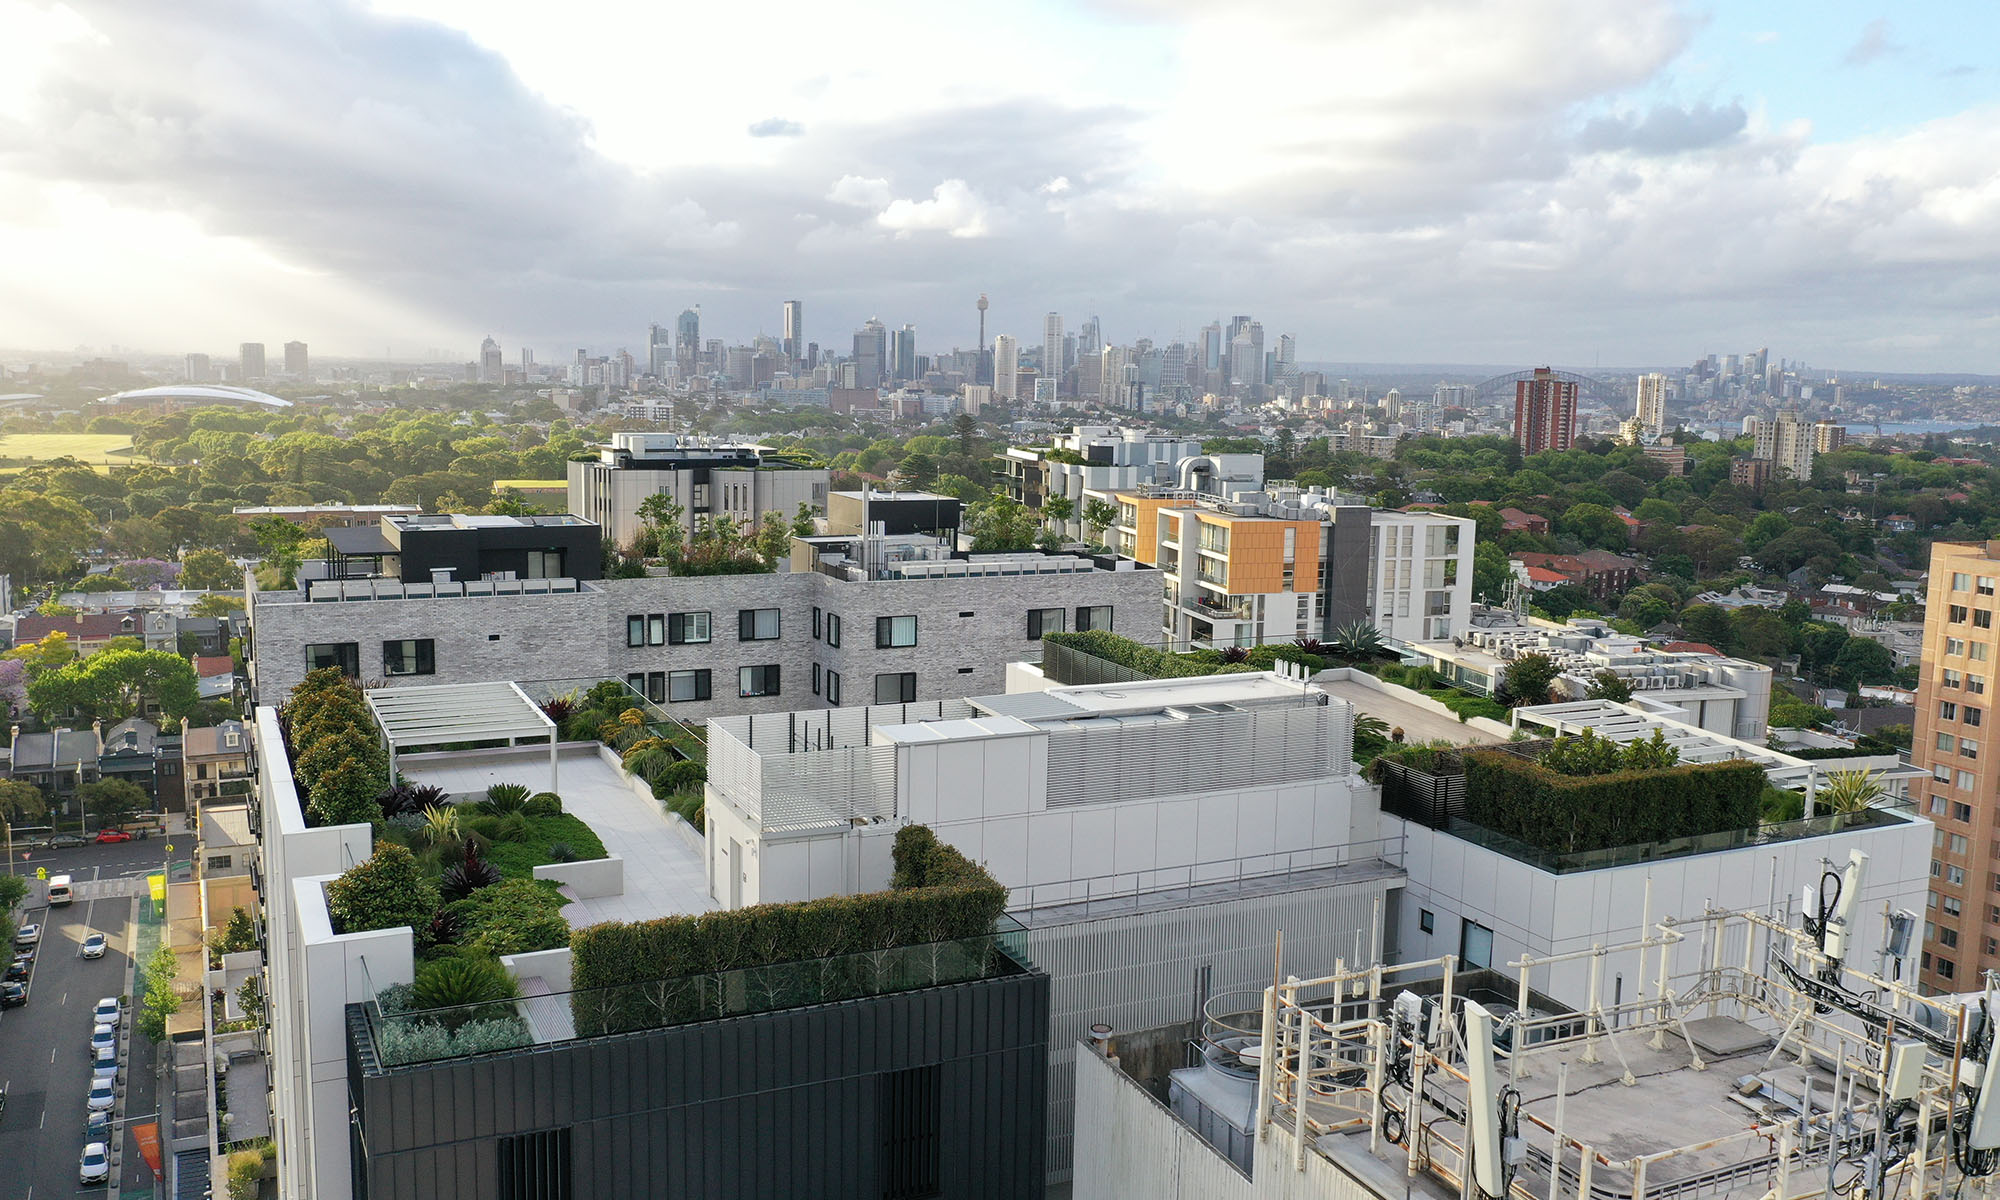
[1,840,169,1200]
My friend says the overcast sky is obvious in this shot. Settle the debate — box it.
[4,0,1998,372]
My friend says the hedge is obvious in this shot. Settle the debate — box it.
[1044,630,1322,680]
[569,824,1007,1035]
[1462,749,1764,855]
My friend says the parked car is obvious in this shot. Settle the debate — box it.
[3,957,27,984]
[46,833,87,849]
[90,1024,115,1055]
[13,923,39,948]
[86,1082,114,1112]
[91,1045,118,1083]
[85,1108,111,1139]
[80,934,107,959]
[80,1141,110,1185]
[94,829,132,844]
[94,997,121,1027]
[0,981,25,1008]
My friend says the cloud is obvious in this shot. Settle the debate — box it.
[1577,102,1749,155]
[827,175,892,207]
[747,117,803,138]
[1843,18,1900,67]
[876,180,996,239]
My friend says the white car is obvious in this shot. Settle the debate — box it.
[91,1045,118,1082]
[80,933,107,959]
[90,1023,115,1055]
[12,923,38,948]
[86,1081,115,1112]
[80,1141,110,1185]
[93,997,120,1027]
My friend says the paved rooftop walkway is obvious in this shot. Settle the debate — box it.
[1320,678,1505,747]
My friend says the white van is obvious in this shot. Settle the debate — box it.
[47,875,73,906]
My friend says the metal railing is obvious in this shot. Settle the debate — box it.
[1008,837,1405,914]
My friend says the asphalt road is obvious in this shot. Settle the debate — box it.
[0,841,169,1200]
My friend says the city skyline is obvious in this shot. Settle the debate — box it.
[4,2,2000,371]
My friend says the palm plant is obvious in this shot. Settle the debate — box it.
[1817,768,1887,814]
[481,783,530,815]
[411,955,520,1029]
[1353,714,1390,743]
[377,783,447,820]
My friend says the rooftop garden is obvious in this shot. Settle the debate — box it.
[1039,624,1400,687]
[541,679,709,831]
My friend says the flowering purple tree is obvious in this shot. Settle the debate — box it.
[0,658,25,720]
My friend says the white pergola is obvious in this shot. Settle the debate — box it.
[366,681,560,789]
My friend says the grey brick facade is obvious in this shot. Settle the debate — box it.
[248,566,1161,721]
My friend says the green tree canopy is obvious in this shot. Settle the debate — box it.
[27,648,200,721]
[77,778,150,828]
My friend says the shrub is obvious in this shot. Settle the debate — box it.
[306,756,386,827]
[495,813,533,843]
[1463,750,1764,855]
[1403,665,1441,692]
[524,792,563,816]
[483,782,531,813]
[483,813,606,878]
[412,954,520,1026]
[658,760,706,792]
[447,879,571,957]
[663,789,705,828]
[1499,653,1560,707]
[439,841,503,902]
[326,844,438,935]
[378,783,448,820]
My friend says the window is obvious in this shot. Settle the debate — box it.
[813,605,823,639]
[826,613,842,648]
[1419,909,1435,935]
[1459,920,1494,970]
[1945,895,1964,917]
[876,615,918,648]
[1973,674,1988,695]
[1957,573,1974,591]
[1027,607,1065,639]
[1979,610,1994,630]
[667,669,711,702]
[382,639,435,677]
[627,672,666,704]
[1952,605,1970,623]
[875,672,917,704]
[1950,638,1968,657]
[1959,803,1976,823]
[1939,956,1958,980]
[1945,670,1963,689]
[1964,738,1980,761]
[305,642,359,677]
[1951,865,1968,885]
[1952,835,1971,855]
[1075,605,1113,632]
[825,670,841,705]
[1971,707,1985,727]
[1938,732,1958,753]
[498,1128,572,1200]
[738,608,781,641]
[738,665,780,698]
[627,615,647,647]
[880,1066,942,1200]
[207,854,232,870]
[812,663,821,695]
[524,549,564,579]
[1976,643,1991,662]
[1943,701,1960,721]
[1961,771,1978,790]
[1982,577,1996,596]
[667,611,711,645]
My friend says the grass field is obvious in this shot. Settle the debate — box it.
[0,433,147,464]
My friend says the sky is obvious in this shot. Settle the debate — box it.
[3,0,1999,373]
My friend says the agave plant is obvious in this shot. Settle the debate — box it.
[439,840,503,902]
[1329,621,1386,661]
[1817,768,1887,815]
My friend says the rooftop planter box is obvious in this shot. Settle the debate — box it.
[1462,748,1765,856]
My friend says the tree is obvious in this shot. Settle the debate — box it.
[753,514,793,565]
[1585,670,1633,703]
[1082,498,1119,547]
[790,501,816,539]
[1471,542,1511,603]
[248,516,313,588]
[77,778,150,828]
[0,779,45,823]
[1500,653,1559,707]
[191,594,246,618]
[217,906,258,955]
[895,452,939,490]
[2,631,75,679]
[307,756,387,827]
[178,547,241,591]
[1677,603,1735,650]
[1833,636,1897,686]
[952,412,979,456]
[27,648,200,722]
[137,942,182,1041]
[325,844,438,935]
[1041,495,1075,530]
[1560,502,1629,551]
[963,495,1039,552]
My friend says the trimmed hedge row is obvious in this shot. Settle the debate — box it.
[1462,749,1764,855]
[569,824,1007,1034]
[284,667,388,827]
[1043,630,1321,680]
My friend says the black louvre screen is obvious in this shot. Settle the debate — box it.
[498,1128,572,1200]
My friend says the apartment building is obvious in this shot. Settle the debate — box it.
[1117,486,1472,650]
[1912,541,2000,992]
[248,513,1160,722]
[566,431,829,550]
[996,425,1251,541]
[1750,408,1847,481]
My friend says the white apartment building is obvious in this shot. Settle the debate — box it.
[565,431,829,550]
[1366,509,1476,645]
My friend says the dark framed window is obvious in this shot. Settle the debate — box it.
[626,615,646,647]
[875,672,917,704]
[1460,919,1494,970]
[1418,908,1434,935]
[498,1127,573,1200]
[813,605,822,638]
[1075,605,1113,632]
[738,608,781,641]
[382,639,435,677]
[668,669,711,702]
[667,611,711,645]
[738,665,781,698]
[826,670,841,706]
[826,613,842,648]
[812,663,822,695]
[876,615,917,648]
[1027,608,1065,639]
[880,1065,942,1200]
[628,671,666,705]
[305,642,359,677]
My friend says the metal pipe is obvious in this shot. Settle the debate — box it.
[1583,944,1604,1065]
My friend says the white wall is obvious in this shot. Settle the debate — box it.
[1390,812,1933,1007]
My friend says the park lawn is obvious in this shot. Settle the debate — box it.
[0,433,150,464]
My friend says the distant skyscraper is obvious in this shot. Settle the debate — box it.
[852,318,887,389]
[1042,312,1064,389]
[1200,323,1223,373]
[676,308,700,373]
[891,324,918,383]
[184,353,210,382]
[1630,372,1668,442]
[1275,333,1296,387]
[993,334,1019,400]
[282,341,308,379]
[1078,315,1101,360]
[648,323,672,376]
[976,294,990,384]
[479,336,503,383]
[520,346,535,373]
[1229,329,1260,388]
[1513,367,1578,453]
[782,301,804,364]
[239,342,266,381]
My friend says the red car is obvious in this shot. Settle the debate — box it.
[94,829,132,844]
